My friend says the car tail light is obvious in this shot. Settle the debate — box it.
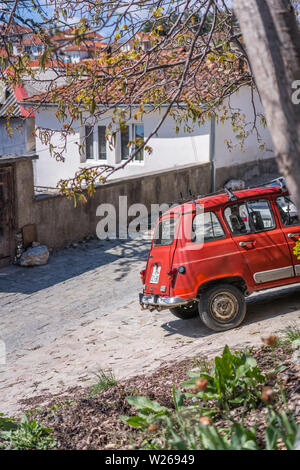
[167,268,178,288]
[140,269,146,283]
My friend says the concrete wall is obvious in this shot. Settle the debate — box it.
[215,157,278,189]
[31,162,212,249]
[10,154,279,259]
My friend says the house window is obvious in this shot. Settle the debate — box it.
[121,125,130,160]
[85,126,94,159]
[120,124,144,161]
[133,124,144,161]
[98,126,107,160]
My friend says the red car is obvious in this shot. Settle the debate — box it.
[139,179,300,331]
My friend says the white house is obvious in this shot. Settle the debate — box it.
[22,85,275,188]
[0,69,68,157]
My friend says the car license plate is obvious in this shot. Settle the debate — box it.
[150,266,161,284]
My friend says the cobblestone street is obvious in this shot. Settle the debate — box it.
[1,237,300,416]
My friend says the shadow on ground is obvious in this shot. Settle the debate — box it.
[161,283,300,339]
[0,238,150,295]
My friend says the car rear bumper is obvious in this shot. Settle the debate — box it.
[139,293,190,309]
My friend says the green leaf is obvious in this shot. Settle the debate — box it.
[120,415,147,428]
[172,387,184,411]
[126,396,169,415]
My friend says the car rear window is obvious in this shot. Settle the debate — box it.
[153,217,177,246]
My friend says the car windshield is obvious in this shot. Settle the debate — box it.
[153,217,177,246]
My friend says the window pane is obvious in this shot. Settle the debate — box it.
[224,204,251,235]
[134,124,144,161]
[247,199,275,231]
[98,126,107,160]
[153,217,177,246]
[225,199,275,235]
[276,196,299,226]
[192,212,224,243]
[121,126,129,160]
[85,126,94,159]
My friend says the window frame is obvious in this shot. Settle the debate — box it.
[84,125,108,162]
[120,123,144,163]
[276,195,300,227]
[153,216,178,247]
[191,211,225,244]
[223,198,277,237]
[84,125,94,160]
[98,125,107,160]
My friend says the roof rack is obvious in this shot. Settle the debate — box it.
[167,188,225,207]
[248,177,287,191]
[224,187,239,202]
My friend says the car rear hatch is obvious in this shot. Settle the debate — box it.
[144,214,179,296]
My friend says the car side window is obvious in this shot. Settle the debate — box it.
[192,211,225,243]
[276,196,299,226]
[224,199,275,236]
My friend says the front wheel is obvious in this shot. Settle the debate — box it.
[170,301,198,319]
[199,284,246,331]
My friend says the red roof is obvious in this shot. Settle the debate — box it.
[52,28,103,43]
[22,36,44,46]
[21,53,249,108]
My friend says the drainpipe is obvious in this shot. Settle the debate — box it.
[209,113,216,193]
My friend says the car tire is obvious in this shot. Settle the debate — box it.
[199,284,246,331]
[170,301,199,319]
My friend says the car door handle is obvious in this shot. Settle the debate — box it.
[239,241,255,247]
[288,233,300,239]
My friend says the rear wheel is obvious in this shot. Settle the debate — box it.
[170,301,198,319]
[199,284,246,331]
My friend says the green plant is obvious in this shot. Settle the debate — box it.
[183,345,265,409]
[0,413,17,432]
[90,369,117,395]
[265,409,298,450]
[121,395,170,430]
[0,414,56,450]
[190,356,212,373]
[121,345,298,450]
[281,323,300,345]
[122,391,298,450]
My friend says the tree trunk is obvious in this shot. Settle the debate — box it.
[233,0,300,213]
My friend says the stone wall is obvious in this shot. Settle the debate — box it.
[32,162,212,249]
[8,155,279,258]
[215,156,278,189]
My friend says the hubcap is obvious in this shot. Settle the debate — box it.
[210,292,238,323]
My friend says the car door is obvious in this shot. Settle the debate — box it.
[223,198,295,290]
[275,195,300,278]
[172,209,248,299]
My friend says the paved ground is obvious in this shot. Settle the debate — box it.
[1,236,300,416]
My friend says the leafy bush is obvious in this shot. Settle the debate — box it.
[183,345,265,409]
[0,414,56,450]
[121,345,298,450]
